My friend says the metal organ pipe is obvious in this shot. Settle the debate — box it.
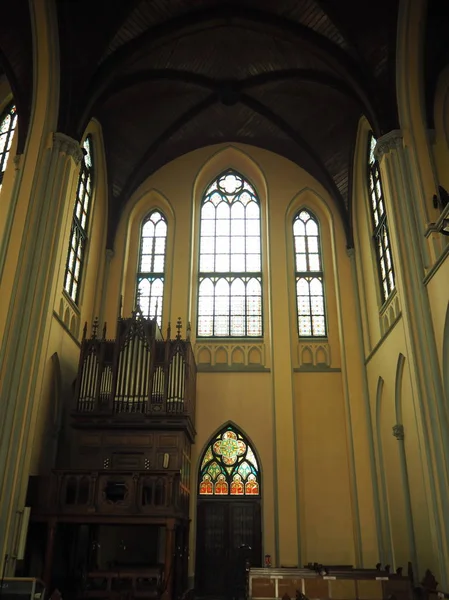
[168,350,185,412]
[79,349,99,411]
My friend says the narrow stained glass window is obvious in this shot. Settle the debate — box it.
[199,426,260,496]
[64,136,94,304]
[0,104,17,190]
[293,209,327,337]
[198,170,262,337]
[368,133,395,302]
[136,210,167,328]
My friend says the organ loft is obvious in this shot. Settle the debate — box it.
[26,313,196,600]
[0,1,449,600]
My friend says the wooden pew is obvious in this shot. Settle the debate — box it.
[248,566,413,600]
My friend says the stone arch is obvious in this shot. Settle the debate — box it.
[231,346,245,365]
[190,146,268,332]
[197,346,212,365]
[248,346,262,365]
[214,346,228,365]
[192,145,268,211]
[375,376,393,564]
[116,187,175,325]
[197,421,263,496]
[443,304,449,402]
[394,353,406,424]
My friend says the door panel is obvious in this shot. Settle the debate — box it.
[196,501,261,597]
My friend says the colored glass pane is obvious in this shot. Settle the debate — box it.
[198,426,260,496]
[201,446,213,469]
[293,210,326,338]
[368,133,395,302]
[208,461,222,480]
[64,135,94,304]
[198,170,263,338]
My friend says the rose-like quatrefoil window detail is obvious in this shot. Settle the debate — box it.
[199,426,260,496]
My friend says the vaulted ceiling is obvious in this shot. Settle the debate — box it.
[2,0,448,247]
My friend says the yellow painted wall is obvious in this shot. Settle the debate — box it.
[106,143,375,576]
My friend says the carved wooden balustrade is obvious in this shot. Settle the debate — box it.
[28,469,189,518]
[73,314,196,425]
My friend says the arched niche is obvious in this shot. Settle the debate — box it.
[190,145,269,338]
[195,422,263,595]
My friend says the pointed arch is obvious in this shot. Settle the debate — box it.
[136,209,167,327]
[197,169,262,337]
[443,304,449,401]
[367,132,395,303]
[198,423,261,497]
[395,353,406,423]
[64,135,94,304]
[293,207,327,336]
[0,103,17,189]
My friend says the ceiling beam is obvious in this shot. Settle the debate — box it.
[240,92,350,239]
[81,5,379,129]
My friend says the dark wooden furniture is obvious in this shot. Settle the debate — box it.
[27,315,196,600]
[248,567,413,600]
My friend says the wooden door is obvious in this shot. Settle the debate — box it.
[196,501,261,598]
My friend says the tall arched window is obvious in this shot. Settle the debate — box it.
[293,209,326,337]
[136,210,167,327]
[368,133,395,302]
[199,425,260,496]
[64,136,94,304]
[0,104,17,190]
[198,170,262,337]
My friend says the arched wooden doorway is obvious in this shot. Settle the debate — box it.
[195,425,262,597]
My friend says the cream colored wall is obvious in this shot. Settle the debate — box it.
[352,104,446,581]
[29,119,109,474]
[106,143,378,577]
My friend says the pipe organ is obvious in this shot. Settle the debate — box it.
[27,312,196,600]
[75,312,196,416]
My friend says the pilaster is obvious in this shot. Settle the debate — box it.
[375,130,449,584]
[0,132,82,567]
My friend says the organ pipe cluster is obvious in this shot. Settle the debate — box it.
[74,313,196,415]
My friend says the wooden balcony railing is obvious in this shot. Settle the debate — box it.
[28,470,189,519]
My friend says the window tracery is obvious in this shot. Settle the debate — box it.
[199,426,260,496]
[136,210,167,328]
[0,104,17,190]
[64,136,94,304]
[293,209,326,337]
[198,170,262,337]
[368,133,395,302]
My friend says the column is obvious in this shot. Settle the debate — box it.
[0,133,83,562]
[375,132,449,582]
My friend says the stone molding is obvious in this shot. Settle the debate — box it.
[52,132,84,165]
[374,130,403,160]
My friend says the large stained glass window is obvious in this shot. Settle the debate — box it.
[64,136,94,304]
[198,170,262,337]
[0,104,17,190]
[199,426,260,496]
[294,209,326,337]
[368,133,395,302]
[136,210,167,328]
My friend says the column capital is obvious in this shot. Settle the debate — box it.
[392,423,405,441]
[52,132,84,165]
[374,130,403,161]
